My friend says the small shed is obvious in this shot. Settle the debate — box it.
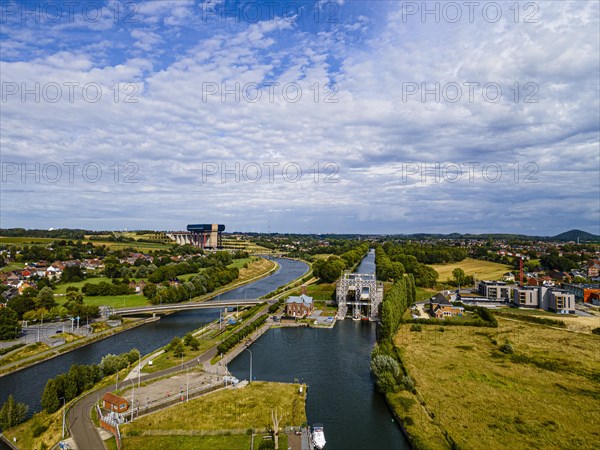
[102,392,129,413]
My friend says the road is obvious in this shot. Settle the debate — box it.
[69,305,269,449]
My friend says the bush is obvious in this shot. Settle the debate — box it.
[500,342,514,354]
[376,371,397,394]
[591,327,600,335]
[410,324,422,332]
[371,355,400,379]
[32,422,49,437]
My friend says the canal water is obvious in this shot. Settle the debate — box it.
[229,250,410,449]
[0,257,308,414]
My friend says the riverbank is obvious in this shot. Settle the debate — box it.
[0,316,159,377]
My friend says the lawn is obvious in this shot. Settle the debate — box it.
[430,258,513,283]
[289,281,335,300]
[121,435,252,450]
[392,320,600,449]
[122,382,306,437]
[53,277,107,294]
[79,293,149,308]
[0,261,26,272]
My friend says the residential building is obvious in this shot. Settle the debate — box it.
[428,293,464,318]
[587,259,600,278]
[285,294,314,318]
[511,285,576,314]
[478,281,511,301]
[502,272,515,282]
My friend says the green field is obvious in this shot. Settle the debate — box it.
[430,258,513,283]
[0,236,56,245]
[122,382,305,447]
[391,320,600,449]
[53,277,107,294]
[121,435,253,450]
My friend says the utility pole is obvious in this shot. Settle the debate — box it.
[186,368,190,402]
[138,353,141,388]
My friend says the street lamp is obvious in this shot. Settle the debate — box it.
[186,368,190,402]
[130,379,135,422]
[59,397,66,438]
[244,348,253,384]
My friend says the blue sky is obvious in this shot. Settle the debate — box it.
[1,0,599,235]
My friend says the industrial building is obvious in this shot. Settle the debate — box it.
[167,224,225,249]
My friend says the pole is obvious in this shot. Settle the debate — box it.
[60,397,66,439]
[138,354,141,388]
[186,369,189,402]
[130,380,135,422]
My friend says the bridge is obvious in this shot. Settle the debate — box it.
[113,299,263,316]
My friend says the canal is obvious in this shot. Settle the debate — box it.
[0,257,308,414]
[229,250,410,449]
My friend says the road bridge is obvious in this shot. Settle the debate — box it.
[114,299,262,316]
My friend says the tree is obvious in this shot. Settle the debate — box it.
[41,379,60,413]
[0,307,21,340]
[7,296,35,320]
[452,268,466,286]
[167,337,185,357]
[61,265,85,283]
[271,407,283,450]
[0,395,28,430]
[184,332,200,350]
[36,287,56,310]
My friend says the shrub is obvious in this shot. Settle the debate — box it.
[410,324,422,332]
[32,422,49,437]
[371,355,400,379]
[500,342,514,354]
[376,371,397,394]
[591,327,600,335]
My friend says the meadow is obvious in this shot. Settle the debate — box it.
[391,319,600,449]
[430,257,513,282]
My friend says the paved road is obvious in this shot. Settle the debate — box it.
[69,305,269,449]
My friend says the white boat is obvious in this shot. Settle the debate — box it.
[312,424,326,449]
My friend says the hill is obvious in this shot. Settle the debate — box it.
[552,229,600,242]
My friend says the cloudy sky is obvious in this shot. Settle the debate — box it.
[1,0,598,235]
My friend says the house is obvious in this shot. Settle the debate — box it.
[502,272,515,282]
[17,281,34,295]
[21,269,32,279]
[587,260,600,278]
[285,295,314,318]
[102,392,129,413]
[129,280,147,293]
[428,293,464,319]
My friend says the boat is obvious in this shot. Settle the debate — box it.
[312,424,326,449]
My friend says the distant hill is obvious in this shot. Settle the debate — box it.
[552,229,600,242]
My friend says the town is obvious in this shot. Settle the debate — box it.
[0,226,598,450]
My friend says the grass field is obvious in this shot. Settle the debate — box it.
[122,382,306,445]
[121,435,253,450]
[392,320,600,449]
[53,277,107,294]
[0,236,56,245]
[288,281,336,301]
[430,258,513,282]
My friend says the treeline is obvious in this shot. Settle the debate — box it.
[379,275,416,341]
[312,243,369,283]
[146,266,239,304]
[41,349,140,413]
[82,280,134,296]
[217,314,268,354]
[383,241,467,265]
[0,228,87,239]
[370,275,415,396]
[375,245,439,288]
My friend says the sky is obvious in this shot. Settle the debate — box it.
[0,0,599,235]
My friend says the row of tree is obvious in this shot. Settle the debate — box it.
[82,280,134,296]
[216,314,268,355]
[146,266,239,305]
